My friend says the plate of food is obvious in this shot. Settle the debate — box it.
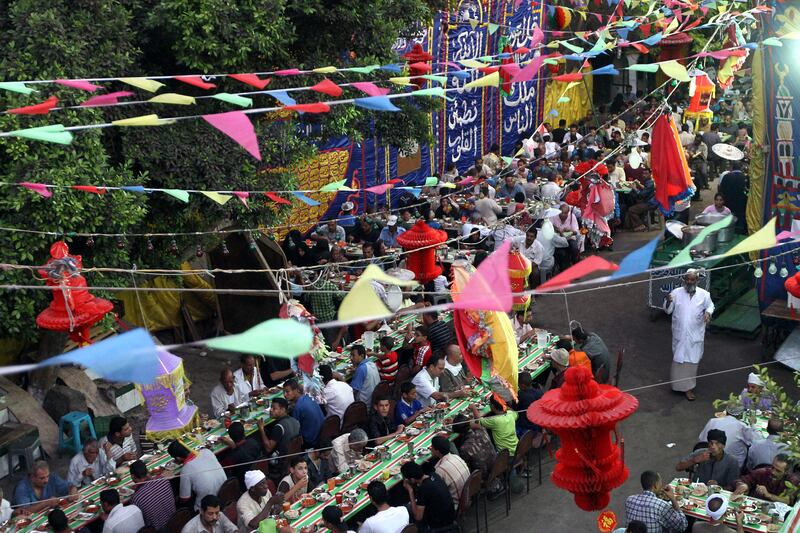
[314,492,333,502]
[406,428,420,436]
[243,423,255,432]
[364,453,379,462]
[357,460,376,472]
[388,465,401,476]
[412,421,425,429]
[677,478,691,486]
[397,434,412,442]
[75,512,96,521]
[164,460,178,471]
[340,503,354,513]
[436,402,448,410]
[119,487,133,499]
[334,476,345,486]
[300,495,316,508]
[344,489,358,499]
[690,483,708,497]
[284,509,300,520]
[744,516,761,525]
[767,524,781,532]
[83,504,100,514]
[203,419,221,430]
[105,476,120,485]
[57,498,72,508]
[14,518,32,528]
[741,502,758,513]
[437,430,450,438]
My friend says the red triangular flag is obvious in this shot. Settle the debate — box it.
[228,74,271,89]
[284,103,331,114]
[554,72,583,82]
[72,185,107,195]
[175,76,217,90]
[478,66,500,74]
[310,79,342,97]
[514,46,530,55]
[538,256,619,291]
[640,24,652,37]
[408,62,432,73]
[266,192,291,205]
[631,43,650,54]
[7,96,58,115]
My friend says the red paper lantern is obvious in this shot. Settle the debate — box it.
[36,241,114,345]
[508,249,532,312]
[401,44,434,90]
[527,366,638,511]
[396,220,447,283]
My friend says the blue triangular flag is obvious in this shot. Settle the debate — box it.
[590,65,620,76]
[642,32,664,46]
[616,27,631,40]
[451,71,471,80]
[354,96,401,112]
[45,328,160,384]
[380,64,404,73]
[270,91,297,106]
[292,192,320,206]
[120,185,146,193]
[610,236,661,279]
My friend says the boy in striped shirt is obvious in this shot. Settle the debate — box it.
[377,337,399,382]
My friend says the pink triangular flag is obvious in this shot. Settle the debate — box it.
[365,183,395,194]
[274,69,302,76]
[511,55,544,84]
[202,111,261,160]
[538,256,619,292]
[80,91,134,107]
[19,182,52,197]
[530,26,545,47]
[776,230,800,241]
[233,191,249,208]
[350,82,391,97]
[450,241,512,312]
[55,79,102,92]
[500,63,521,78]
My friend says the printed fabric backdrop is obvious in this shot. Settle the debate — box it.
[283,0,546,234]
[757,2,800,303]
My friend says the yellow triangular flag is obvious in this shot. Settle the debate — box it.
[112,114,174,127]
[660,60,690,82]
[723,218,777,257]
[469,18,479,30]
[360,264,418,287]
[464,71,499,89]
[148,93,196,105]
[119,77,164,93]
[201,191,232,205]
[459,59,488,69]
[389,76,412,86]
[312,66,337,74]
[337,264,417,322]
[440,182,457,189]
[664,17,679,35]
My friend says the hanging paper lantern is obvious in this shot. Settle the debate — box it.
[684,72,715,128]
[136,349,198,441]
[396,221,448,283]
[508,250,532,312]
[552,6,572,30]
[527,366,639,511]
[36,241,114,345]
[785,272,800,317]
[401,44,434,90]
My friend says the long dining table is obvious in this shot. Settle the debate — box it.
[11,314,553,533]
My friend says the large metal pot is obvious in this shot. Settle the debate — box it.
[681,225,718,253]
[694,213,737,242]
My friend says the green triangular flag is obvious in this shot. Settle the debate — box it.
[0,82,37,95]
[9,124,73,145]
[543,58,559,66]
[347,64,381,74]
[668,215,734,266]
[628,63,660,73]
[162,189,190,203]
[421,75,448,85]
[557,96,571,104]
[424,177,439,187]
[478,55,495,62]
[320,179,346,192]
[211,93,253,108]
[501,156,514,164]
[762,37,783,47]
[469,18,479,30]
[560,41,585,54]
[411,87,453,100]
[488,23,499,35]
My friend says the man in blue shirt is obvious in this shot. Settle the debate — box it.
[14,460,76,512]
[496,175,525,201]
[378,215,407,248]
[283,378,325,448]
[395,382,428,425]
[350,345,380,405]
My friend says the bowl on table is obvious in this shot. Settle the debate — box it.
[412,421,425,430]
[284,509,300,520]
[105,476,120,485]
[344,489,359,499]
[314,492,333,502]
[83,503,100,514]
[14,518,32,528]
[300,495,316,508]
[364,453,379,462]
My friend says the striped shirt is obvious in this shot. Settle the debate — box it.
[376,351,399,382]
[434,453,471,507]
[426,320,453,353]
[413,342,432,368]
[130,476,176,530]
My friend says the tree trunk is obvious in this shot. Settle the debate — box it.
[28,330,67,403]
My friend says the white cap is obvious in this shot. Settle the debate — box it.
[244,470,266,489]
[747,372,764,387]
[550,348,569,367]
[387,215,398,226]
[705,494,729,521]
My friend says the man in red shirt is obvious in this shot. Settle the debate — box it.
[377,337,399,382]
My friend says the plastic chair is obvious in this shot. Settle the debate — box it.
[482,449,510,529]
[531,431,551,486]
[223,501,238,524]
[341,401,368,433]
[164,508,193,533]
[457,470,483,532]
[217,477,241,507]
[319,415,341,442]
[512,430,535,494]
[57,412,96,454]
[8,434,41,473]
[393,367,412,401]
[613,348,625,387]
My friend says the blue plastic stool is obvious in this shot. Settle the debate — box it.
[58,412,96,454]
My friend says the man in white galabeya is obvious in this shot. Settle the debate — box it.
[664,269,714,401]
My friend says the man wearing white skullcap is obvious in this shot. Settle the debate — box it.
[664,268,714,401]
[697,407,758,469]
[739,372,773,411]
[236,470,284,532]
[690,494,743,532]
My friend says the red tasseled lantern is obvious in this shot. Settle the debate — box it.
[396,220,447,283]
[527,366,639,511]
[785,272,800,319]
[401,44,434,89]
[508,249,532,312]
[36,241,114,345]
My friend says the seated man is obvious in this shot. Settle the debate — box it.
[233,354,265,398]
[68,439,115,488]
[350,345,380,405]
[440,344,469,393]
[430,436,470,508]
[237,471,285,533]
[359,480,410,533]
[697,408,756,468]
[411,353,449,407]
[451,415,497,482]
[675,429,740,490]
[100,488,144,533]
[181,495,237,533]
[739,372,773,410]
[219,421,263,487]
[312,219,346,245]
[331,429,368,473]
[14,460,76,512]
[470,394,518,455]
[400,462,456,532]
[129,460,175,531]
[733,454,800,505]
[515,372,542,436]
[320,364,355,422]
[746,419,788,471]
[692,494,743,533]
[395,382,428,425]
[306,440,335,489]
[210,368,245,418]
[624,470,687,533]
[259,397,300,459]
[167,440,226,511]
[99,416,139,463]
[367,396,404,446]
[570,326,611,383]
[283,378,325,448]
